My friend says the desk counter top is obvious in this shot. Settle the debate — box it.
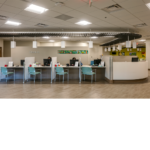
[15,65,105,69]
[6,66,24,68]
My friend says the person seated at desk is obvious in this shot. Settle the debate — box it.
[72,57,76,60]
[48,57,51,66]
[42,57,51,66]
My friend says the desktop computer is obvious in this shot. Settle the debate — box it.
[43,59,51,66]
[132,57,138,62]
[70,59,79,66]
[94,59,101,66]
[20,60,25,66]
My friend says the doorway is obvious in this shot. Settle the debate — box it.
[0,47,2,57]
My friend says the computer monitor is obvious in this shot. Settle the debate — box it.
[132,57,138,62]
[94,59,101,65]
[20,60,25,66]
[112,52,116,55]
[43,59,51,66]
[70,59,79,66]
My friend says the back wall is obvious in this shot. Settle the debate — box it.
[4,41,103,65]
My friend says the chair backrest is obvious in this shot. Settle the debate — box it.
[1,67,7,74]
[28,67,35,73]
[55,67,64,73]
[81,67,92,73]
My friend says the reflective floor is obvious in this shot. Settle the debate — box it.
[0,71,150,99]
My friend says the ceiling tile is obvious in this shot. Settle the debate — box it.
[0,0,6,3]
[13,14,31,21]
[0,10,16,17]
[51,6,73,13]
[65,0,87,9]
[127,5,149,13]
[44,10,61,18]
[0,5,22,14]
[19,11,38,17]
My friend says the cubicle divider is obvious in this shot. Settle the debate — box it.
[25,57,35,82]
[0,57,12,80]
[103,56,113,83]
[79,57,81,83]
[51,57,57,83]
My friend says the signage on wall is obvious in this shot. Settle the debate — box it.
[129,52,136,56]
[58,50,88,54]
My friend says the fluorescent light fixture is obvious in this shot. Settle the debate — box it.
[75,21,92,26]
[49,40,55,42]
[5,21,21,26]
[25,4,48,14]
[61,41,65,48]
[108,47,111,51]
[126,41,131,48]
[63,36,69,39]
[33,41,37,48]
[113,46,115,51]
[91,36,98,39]
[11,41,16,49]
[133,41,137,49]
[139,39,146,41]
[89,41,93,48]
[118,44,122,50]
[146,3,150,9]
[43,36,49,39]
[105,48,107,52]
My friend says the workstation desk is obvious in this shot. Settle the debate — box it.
[0,66,25,83]
[56,65,106,82]
[0,65,105,83]
[32,65,105,81]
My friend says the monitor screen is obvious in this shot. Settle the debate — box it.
[70,59,79,66]
[112,52,116,55]
[43,59,51,66]
[132,57,138,62]
[94,59,101,65]
[20,60,25,66]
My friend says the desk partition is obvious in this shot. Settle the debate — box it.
[0,57,12,80]
[25,57,35,81]
[51,57,57,83]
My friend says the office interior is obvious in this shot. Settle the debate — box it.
[0,0,150,98]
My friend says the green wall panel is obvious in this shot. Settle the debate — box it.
[110,48,146,59]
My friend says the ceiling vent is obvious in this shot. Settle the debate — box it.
[0,15,8,20]
[102,4,123,13]
[21,0,36,2]
[55,14,73,21]
[55,2,64,6]
[133,23,147,28]
[35,23,49,27]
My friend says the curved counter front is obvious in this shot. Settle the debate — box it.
[113,61,148,80]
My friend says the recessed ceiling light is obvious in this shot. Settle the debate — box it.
[43,36,49,39]
[139,39,146,41]
[75,21,92,26]
[49,40,55,42]
[146,3,150,9]
[63,36,69,39]
[5,21,21,26]
[91,36,98,39]
[25,4,48,14]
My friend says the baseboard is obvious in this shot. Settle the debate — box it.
[113,78,148,83]
[105,77,113,84]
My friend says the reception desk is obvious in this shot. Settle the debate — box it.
[113,61,148,80]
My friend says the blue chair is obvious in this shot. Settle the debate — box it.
[1,67,15,82]
[28,67,41,83]
[81,67,96,83]
[55,67,68,82]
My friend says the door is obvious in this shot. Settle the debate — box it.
[0,47,2,57]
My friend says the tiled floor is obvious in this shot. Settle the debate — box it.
[0,71,150,99]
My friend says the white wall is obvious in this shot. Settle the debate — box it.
[9,41,103,65]
[0,40,4,57]
[146,40,150,69]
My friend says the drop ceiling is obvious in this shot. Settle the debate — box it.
[0,0,149,44]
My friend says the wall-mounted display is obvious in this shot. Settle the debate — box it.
[142,52,146,58]
[118,52,125,56]
[58,50,88,54]
[129,52,136,56]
